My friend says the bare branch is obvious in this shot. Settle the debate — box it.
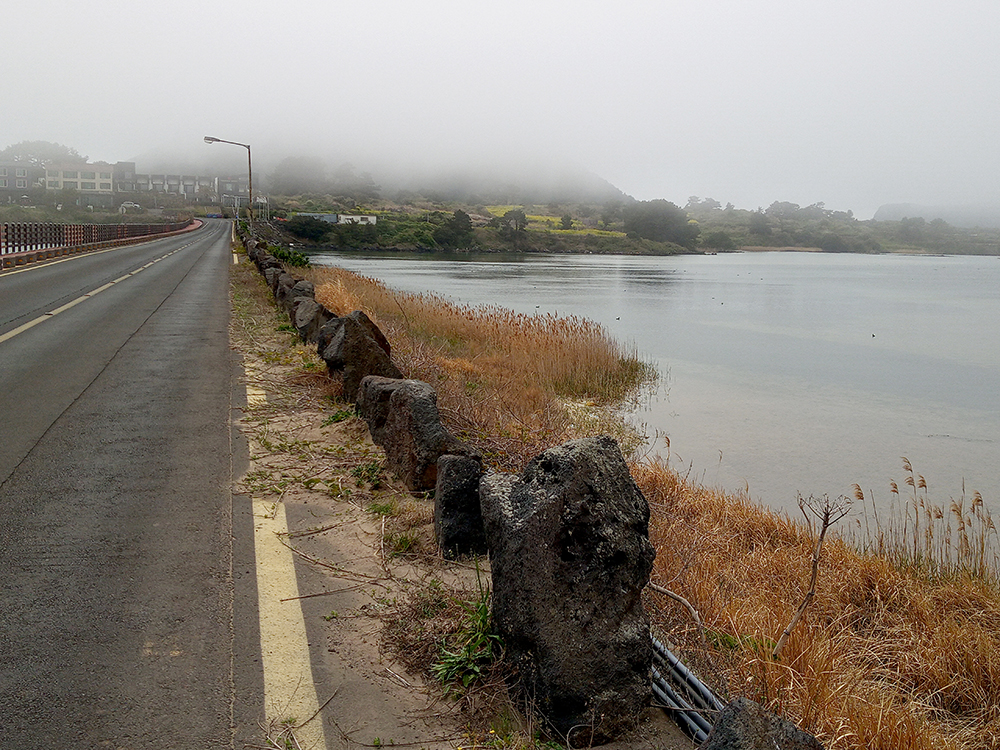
[649,582,709,648]
[772,493,851,660]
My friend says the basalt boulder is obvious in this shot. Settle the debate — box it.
[257,254,283,274]
[356,377,477,491]
[318,314,401,400]
[273,270,296,298]
[278,279,315,314]
[698,698,824,750]
[263,266,283,290]
[434,454,487,558]
[354,376,408,436]
[316,310,391,358]
[293,299,334,344]
[480,435,655,746]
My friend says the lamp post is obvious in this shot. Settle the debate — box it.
[204,136,253,222]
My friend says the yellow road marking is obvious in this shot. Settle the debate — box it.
[246,387,268,407]
[253,499,328,750]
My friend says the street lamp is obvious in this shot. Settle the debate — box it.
[204,135,253,222]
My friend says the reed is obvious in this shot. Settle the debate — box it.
[309,263,1000,748]
[635,459,1000,750]
[309,266,654,469]
[848,459,998,584]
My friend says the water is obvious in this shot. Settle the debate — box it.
[310,250,1000,516]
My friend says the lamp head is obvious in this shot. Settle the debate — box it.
[203,136,220,144]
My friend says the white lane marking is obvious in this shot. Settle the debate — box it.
[253,498,328,749]
[0,222,213,277]
[0,245,119,276]
[0,247,183,345]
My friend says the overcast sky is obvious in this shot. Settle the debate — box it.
[5,0,999,217]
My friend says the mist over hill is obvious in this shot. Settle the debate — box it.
[874,203,1000,229]
[372,160,629,205]
[125,144,630,207]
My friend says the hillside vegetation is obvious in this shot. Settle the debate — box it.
[275,194,1000,256]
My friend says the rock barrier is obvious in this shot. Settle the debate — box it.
[700,698,824,750]
[234,226,824,749]
[318,314,402,402]
[480,435,655,745]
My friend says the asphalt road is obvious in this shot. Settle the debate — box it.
[0,220,263,747]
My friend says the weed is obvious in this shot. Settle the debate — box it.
[326,480,352,500]
[431,572,501,693]
[384,530,419,557]
[269,244,310,267]
[848,459,998,583]
[322,408,355,425]
[367,499,396,516]
[352,460,384,488]
[309,265,655,470]
[323,610,338,621]
[635,458,1000,750]
[706,630,775,657]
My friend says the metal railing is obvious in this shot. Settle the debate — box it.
[0,220,193,255]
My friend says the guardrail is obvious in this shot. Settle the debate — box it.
[0,220,199,268]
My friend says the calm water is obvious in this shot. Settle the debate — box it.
[311,250,1000,515]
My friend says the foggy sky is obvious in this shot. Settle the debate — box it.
[6,0,1000,218]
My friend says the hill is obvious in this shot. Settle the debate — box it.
[874,202,1000,229]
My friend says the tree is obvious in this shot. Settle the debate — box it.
[748,209,771,236]
[765,201,801,219]
[560,214,573,230]
[600,199,622,228]
[285,215,333,242]
[623,199,699,249]
[702,230,737,251]
[899,216,926,241]
[433,209,475,248]
[0,140,87,166]
[818,232,849,253]
[501,209,528,233]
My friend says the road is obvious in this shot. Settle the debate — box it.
[0,220,263,747]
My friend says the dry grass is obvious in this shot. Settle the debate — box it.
[309,266,653,470]
[301,260,1000,749]
[635,460,1000,750]
[848,458,998,583]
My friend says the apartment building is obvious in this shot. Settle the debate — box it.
[0,162,46,202]
[5,155,244,207]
